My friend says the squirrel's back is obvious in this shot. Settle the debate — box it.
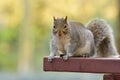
[86,18,119,57]
[68,20,92,42]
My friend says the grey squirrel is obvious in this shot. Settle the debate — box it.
[48,16,119,62]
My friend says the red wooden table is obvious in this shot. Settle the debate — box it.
[44,56,120,80]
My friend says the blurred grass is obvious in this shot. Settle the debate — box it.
[0,52,17,71]
[0,26,19,71]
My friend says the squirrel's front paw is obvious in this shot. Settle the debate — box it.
[62,55,68,60]
[48,56,54,62]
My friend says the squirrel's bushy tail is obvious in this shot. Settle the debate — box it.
[86,18,119,57]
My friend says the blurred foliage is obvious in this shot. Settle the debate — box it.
[0,0,119,72]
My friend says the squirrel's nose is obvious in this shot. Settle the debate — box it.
[57,31,62,36]
[58,32,61,36]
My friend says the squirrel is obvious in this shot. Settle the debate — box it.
[48,16,95,62]
[48,16,119,62]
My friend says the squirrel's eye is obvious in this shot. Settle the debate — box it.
[64,25,67,28]
[53,26,56,28]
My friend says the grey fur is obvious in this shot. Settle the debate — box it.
[48,17,119,62]
[86,18,119,57]
[48,17,95,62]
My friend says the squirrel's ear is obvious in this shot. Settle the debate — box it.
[53,16,56,21]
[64,16,68,23]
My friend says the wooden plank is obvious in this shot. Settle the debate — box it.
[115,74,120,80]
[103,74,120,80]
[103,74,114,80]
[43,56,120,73]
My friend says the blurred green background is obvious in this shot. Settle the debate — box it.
[0,0,120,80]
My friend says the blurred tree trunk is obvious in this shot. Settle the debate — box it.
[117,0,120,53]
[18,0,33,74]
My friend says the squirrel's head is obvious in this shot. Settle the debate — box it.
[52,16,68,37]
